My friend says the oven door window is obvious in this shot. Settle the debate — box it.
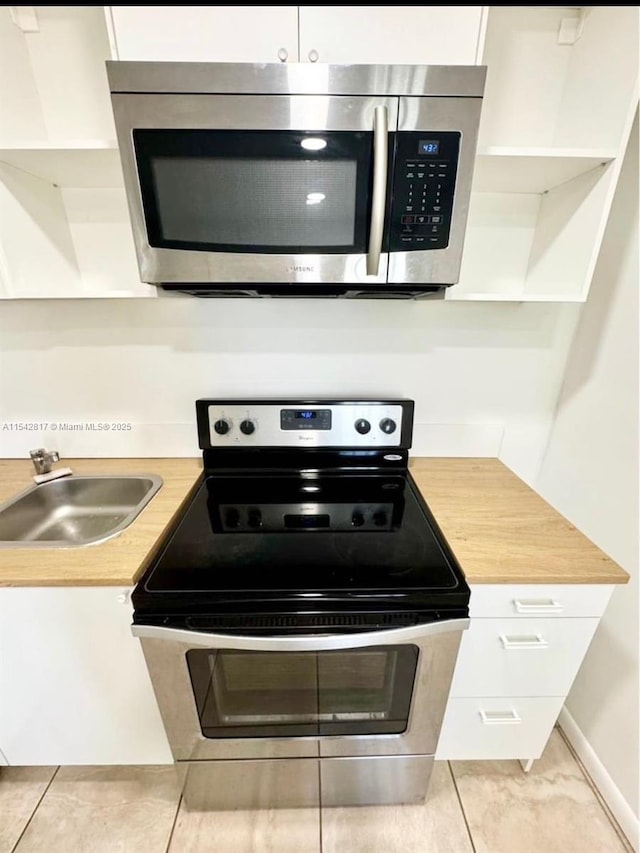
[133,130,374,254]
[186,645,418,739]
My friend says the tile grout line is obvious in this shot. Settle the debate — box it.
[447,761,477,853]
[555,725,635,853]
[11,766,60,853]
[318,752,324,853]
[164,792,184,853]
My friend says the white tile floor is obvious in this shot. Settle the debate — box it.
[0,730,632,853]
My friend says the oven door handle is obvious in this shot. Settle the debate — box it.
[132,619,469,651]
[366,104,389,277]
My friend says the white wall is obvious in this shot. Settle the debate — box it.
[0,297,579,481]
[536,117,639,839]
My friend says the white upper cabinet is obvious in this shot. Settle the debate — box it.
[298,6,485,65]
[108,6,483,66]
[109,6,299,63]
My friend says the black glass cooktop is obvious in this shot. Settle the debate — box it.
[133,472,469,620]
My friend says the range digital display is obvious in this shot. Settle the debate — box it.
[281,408,332,430]
[284,514,331,529]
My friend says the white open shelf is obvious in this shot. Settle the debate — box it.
[452,154,619,303]
[0,6,148,298]
[473,147,616,195]
[0,141,122,188]
[446,290,586,303]
[446,5,638,303]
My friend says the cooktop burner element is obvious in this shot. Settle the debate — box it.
[133,399,469,631]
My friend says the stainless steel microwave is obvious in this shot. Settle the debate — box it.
[107,62,486,298]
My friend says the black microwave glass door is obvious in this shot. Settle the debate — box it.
[133,130,376,254]
[186,645,418,739]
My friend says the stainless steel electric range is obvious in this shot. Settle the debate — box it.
[132,399,470,810]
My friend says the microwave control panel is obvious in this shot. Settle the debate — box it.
[389,132,461,252]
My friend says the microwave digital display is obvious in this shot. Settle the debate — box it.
[418,140,440,155]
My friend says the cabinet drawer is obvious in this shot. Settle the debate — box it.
[450,617,599,698]
[469,585,613,619]
[436,696,564,760]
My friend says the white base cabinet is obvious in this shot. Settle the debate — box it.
[436,584,614,763]
[0,587,172,765]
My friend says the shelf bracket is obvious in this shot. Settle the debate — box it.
[557,8,588,46]
[9,6,39,33]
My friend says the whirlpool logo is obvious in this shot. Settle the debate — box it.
[289,265,315,273]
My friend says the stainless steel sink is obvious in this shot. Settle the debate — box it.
[0,475,163,548]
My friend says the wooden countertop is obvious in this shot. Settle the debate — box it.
[409,458,629,585]
[0,457,628,587]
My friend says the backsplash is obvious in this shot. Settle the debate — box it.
[0,297,580,484]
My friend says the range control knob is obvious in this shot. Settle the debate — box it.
[379,418,397,435]
[351,511,365,528]
[354,419,371,435]
[240,419,256,435]
[373,510,388,527]
[248,508,263,529]
[214,418,231,435]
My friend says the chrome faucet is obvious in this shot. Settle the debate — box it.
[30,448,61,475]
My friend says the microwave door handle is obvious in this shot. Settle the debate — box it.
[366,105,389,276]
[132,619,470,651]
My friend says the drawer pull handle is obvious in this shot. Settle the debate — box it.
[500,633,549,650]
[479,709,521,725]
[513,598,564,614]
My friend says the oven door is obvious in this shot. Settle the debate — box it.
[111,94,399,286]
[133,620,467,763]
